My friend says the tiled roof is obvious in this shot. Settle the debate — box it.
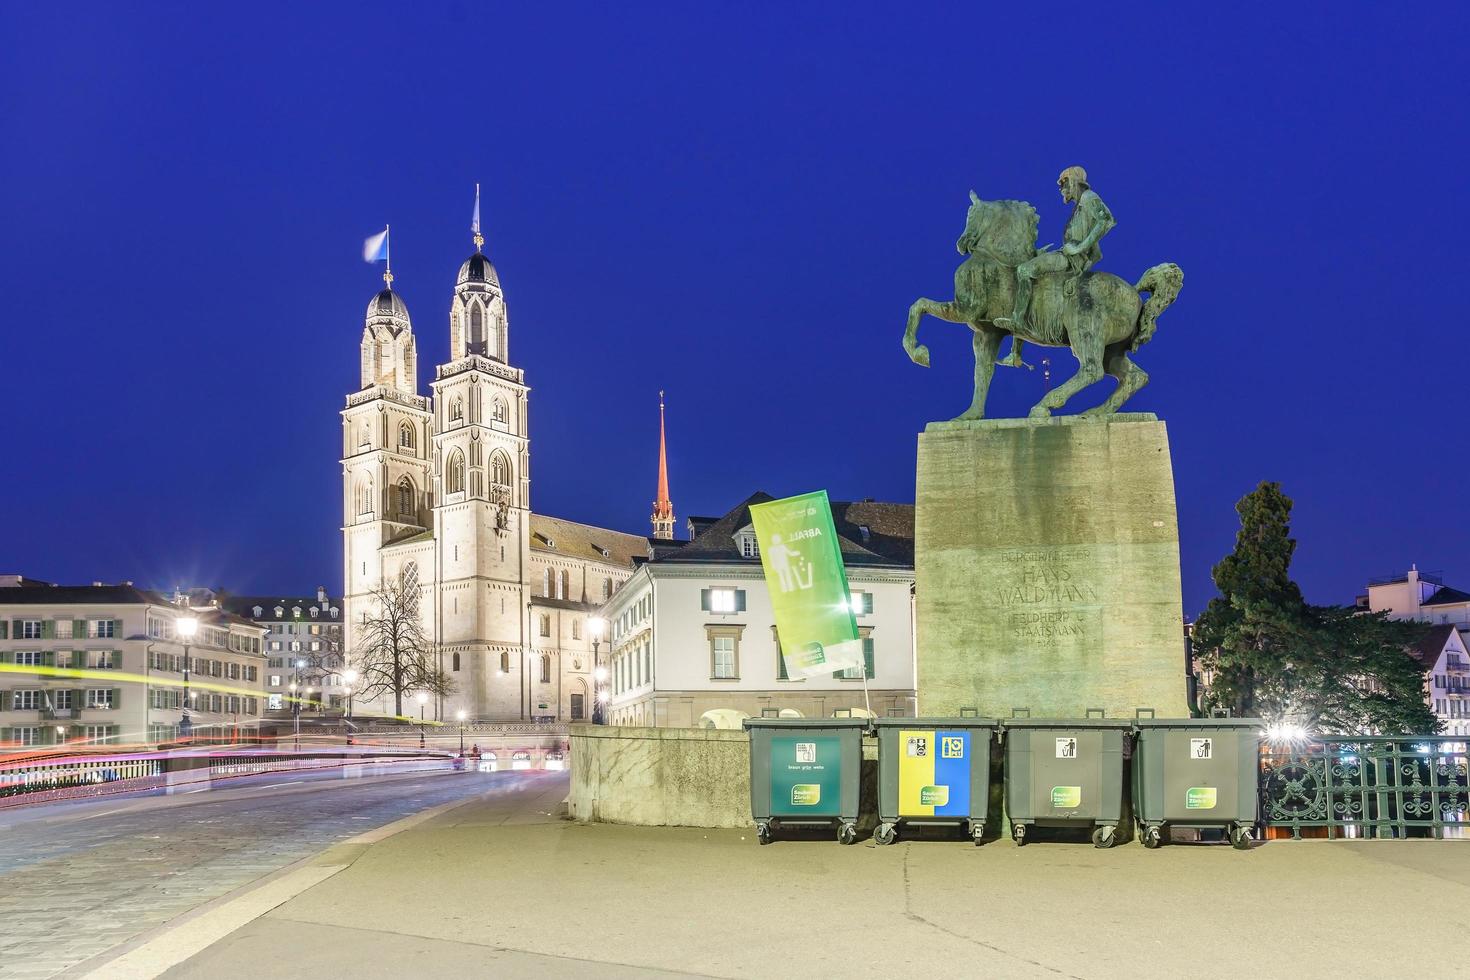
[1410,623,1461,665]
[220,596,342,620]
[657,492,914,568]
[1423,586,1470,607]
[530,515,650,567]
[0,584,170,606]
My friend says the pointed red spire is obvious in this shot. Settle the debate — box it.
[651,391,675,539]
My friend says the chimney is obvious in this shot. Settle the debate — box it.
[318,585,328,604]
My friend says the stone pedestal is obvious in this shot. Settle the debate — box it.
[915,413,1188,719]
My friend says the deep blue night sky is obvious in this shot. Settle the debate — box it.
[3,3,1466,614]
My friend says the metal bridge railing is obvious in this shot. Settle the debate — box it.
[1261,736,1470,839]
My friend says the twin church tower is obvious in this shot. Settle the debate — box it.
[341,208,671,722]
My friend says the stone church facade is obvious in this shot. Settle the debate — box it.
[341,235,650,723]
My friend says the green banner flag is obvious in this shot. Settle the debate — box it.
[750,491,864,677]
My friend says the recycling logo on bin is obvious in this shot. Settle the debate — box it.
[1056,737,1078,759]
[770,736,840,815]
[898,730,970,817]
[1190,738,1213,759]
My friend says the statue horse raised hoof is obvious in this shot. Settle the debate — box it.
[902,192,1182,421]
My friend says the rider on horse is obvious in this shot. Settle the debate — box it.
[996,165,1115,367]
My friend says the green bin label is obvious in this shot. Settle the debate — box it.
[919,785,949,807]
[791,784,821,806]
[1186,786,1217,809]
[1051,786,1082,809]
[771,736,841,815]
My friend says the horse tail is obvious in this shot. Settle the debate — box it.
[1131,262,1183,350]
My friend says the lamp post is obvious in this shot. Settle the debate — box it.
[292,658,308,750]
[177,616,198,744]
[589,616,606,725]
[342,668,359,722]
[416,690,429,748]
[456,709,466,755]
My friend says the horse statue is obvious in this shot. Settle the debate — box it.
[902,191,1183,420]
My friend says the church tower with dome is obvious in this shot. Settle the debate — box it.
[342,195,651,724]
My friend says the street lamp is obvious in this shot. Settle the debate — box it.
[342,668,359,722]
[589,616,606,724]
[416,690,429,748]
[177,616,198,744]
[456,709,467,755]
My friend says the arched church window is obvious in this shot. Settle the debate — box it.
[540,654,551,684]
[399,422,415,452]
[542,569,551,598]
[397,477,414,516]
[603,577,613,600]
[450,398,464,423]
[558,570,569,600]
[452,652,461,672]
[499,651,509,673]
[469,303,485,355]
[357,480,374,516]
[491,452,510,488]
[539,615,551,638]
[447,451,466,494]
[360,423,371,448]
[492,397,508,426]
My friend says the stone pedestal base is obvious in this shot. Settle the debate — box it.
[915,413,1188,719]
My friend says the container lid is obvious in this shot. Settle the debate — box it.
[1001,717,1135,730]
[742,718,871,731]
[872,717,998,729]
[1132,717,1264,729]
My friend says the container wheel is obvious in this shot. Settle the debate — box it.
[1231,824,1253,850]
[1092,825,1117,849]
[1142,826,1163,849]
[874,822,897,846]
[1011,822,1027,846]
[756,822,772,845]
[838,822,859,845]
[972,824,984,847]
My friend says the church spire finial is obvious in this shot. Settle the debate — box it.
[651,391,675,540]
[471,183,484,253]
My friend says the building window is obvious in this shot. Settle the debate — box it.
[447,451,466,494]
[558,570,569,601]
[358,480,374,515]
[543,569,552,597]
[491,452,510,488]
[450,397,464,423]
[12,690,41,710]
[53,690,73,710]
[492,397,508,427]
[86,689,115,710]
[736,532,759,558]
[850,591,874,615]
[15,651,43,667]
[500,651,509,673]
[837,632,876,680]
[572,619,582,641]
[703,588,743,614]
[19,620,43,639]
[540,655,551,683]
[706,625,744,680]
[603,577,613,601]
[89,650,115,670]
[452,652,461,672]
[92,619,118,638]
[15,727,41,746]
[399,422,415,452]
[469,302,485,353]
[571,693,585,721]
[397,477,415,516]
[84,725,117,745]
[539,614,551,638]
[269,675,282,687]
[54,620,72,639]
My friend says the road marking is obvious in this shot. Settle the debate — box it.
[256,781,305,790]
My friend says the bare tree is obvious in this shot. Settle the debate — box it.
[349,577,453,718]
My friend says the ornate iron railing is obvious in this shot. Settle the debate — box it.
[1261,737,1470,839]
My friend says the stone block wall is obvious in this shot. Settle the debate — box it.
[570,724,752,828]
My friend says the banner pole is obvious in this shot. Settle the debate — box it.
[861,666,872,717]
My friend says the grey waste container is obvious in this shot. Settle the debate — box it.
[1003,710,1131,848]
[1132,712,1262,849]
[873,713,996,845]
[744,717,868,845]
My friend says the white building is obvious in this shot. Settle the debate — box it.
[341,217,653,723]
[0,582,268,749]
[221,588,346,715]
[599,493,917,727]
[1360,566,1470,735]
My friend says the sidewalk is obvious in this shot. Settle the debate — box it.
[157,772,1470,980]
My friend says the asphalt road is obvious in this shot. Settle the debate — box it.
[0,768,505,980]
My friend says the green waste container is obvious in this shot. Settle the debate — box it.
[1132,712,1262,849]
[1003,709,1131,848]
[873,712,996,845]
[744,717,868,844]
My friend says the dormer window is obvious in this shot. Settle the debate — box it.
[292,606,302,619]
[252,605,262,617]
[858,525,871,544]
[735,528,759,559]
[274,606,284,618]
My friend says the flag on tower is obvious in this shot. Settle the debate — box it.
[363,227,389,263]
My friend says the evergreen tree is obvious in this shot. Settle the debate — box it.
[1195,482,1435,734]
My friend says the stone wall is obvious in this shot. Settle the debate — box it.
[570,724,752,828]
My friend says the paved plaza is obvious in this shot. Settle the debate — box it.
[45,772,1458,980]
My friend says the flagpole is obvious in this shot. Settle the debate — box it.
[384,224,392,287]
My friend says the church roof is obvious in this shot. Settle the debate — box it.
[457,253,500,288]
[1410,623,1462,666]
[529,515,650,567]
[658,492,914,568]
[367,288,409,320]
